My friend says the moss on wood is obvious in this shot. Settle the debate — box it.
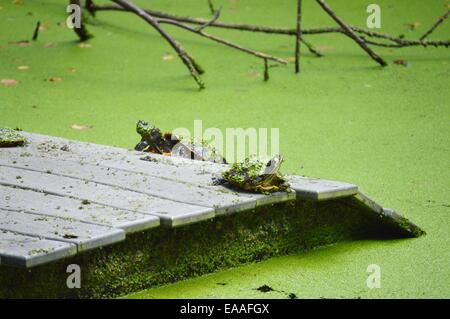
[0,127,27,147]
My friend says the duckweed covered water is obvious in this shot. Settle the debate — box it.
[1,0,449,298]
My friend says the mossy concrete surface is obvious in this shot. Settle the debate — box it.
[0,198,411,299]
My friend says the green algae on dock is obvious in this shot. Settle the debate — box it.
[0,127,27,148]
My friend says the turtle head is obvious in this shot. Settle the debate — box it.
[263,154,283,175]
[136,120,163,141]
[135,120,166,152]
[136,120,152,137]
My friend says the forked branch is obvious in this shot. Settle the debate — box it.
[315,0,387,66]
[74,0,449,88]
[88,2,449,49]
[420,10,450,41]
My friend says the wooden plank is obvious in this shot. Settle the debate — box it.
[354,191,384,213]
[0,166,214,227]
[0,134,296,214]
[18,131,226,172]
[0,230,77,268]
[5,133,241,191]
[14,132,354,201]
[0,209,125,252]
[0,156,258,214]
[0,185,160,233]
[9,133,290,199]
[287,175,358,200]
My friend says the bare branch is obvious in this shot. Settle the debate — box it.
[362,37,450,48]
[207,0,215,15]
[301,39,323,57]
[196,6,221,32]
[316,0,387,66]
[264,59,269,81]
[77,0,448,88]
[90,3,297,34]
[89,2,450,49]
[69,0,93,42]
[420,10,450,41]
[85,0,96,17]
[90,2,326,55]
[158,18,288,64]
[32,21,40,41]
[295,0,302,73]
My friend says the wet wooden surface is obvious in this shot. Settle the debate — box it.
[0,132,361,268]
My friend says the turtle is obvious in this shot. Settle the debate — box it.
[134,120,173,154]
[0,127,27,147]
[218,155,290,194]
[134,120,227,164]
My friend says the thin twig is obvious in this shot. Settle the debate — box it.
[86,0,448,70]
[86,0,96,17]
[112,0,205,89]
[362,37,450,48]
[207,0,215,15]
[158,18,288,64]
[90,2,326,54]
[32,21,40,41]
[420,10,450,41]
[70,0,93,41]
[90,2,450,49]
[316,0,387,66]
[263,59,269,81]
[196,6,221,31]
[92,3,296,34]
[301,39,323,57]
[295,0,302,73]
[87,3,399,38]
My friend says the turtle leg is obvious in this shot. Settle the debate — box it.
[255,185,276,195]
[135,140,149,151]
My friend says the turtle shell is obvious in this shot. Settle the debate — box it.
[0,127,27,147]
[221,156,289,194]
[172,138,227,164]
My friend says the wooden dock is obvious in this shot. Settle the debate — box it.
[0,132,422,269]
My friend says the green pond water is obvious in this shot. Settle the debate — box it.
[1,0,449,298]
